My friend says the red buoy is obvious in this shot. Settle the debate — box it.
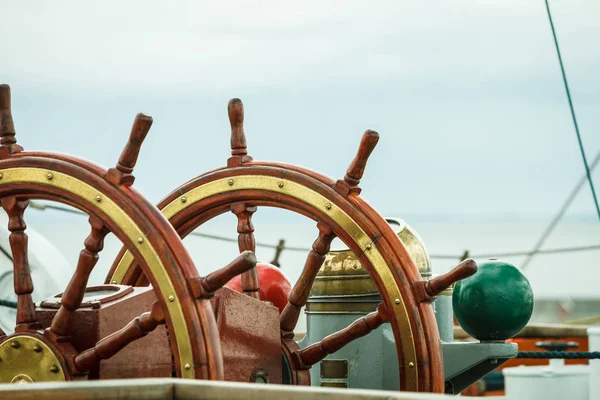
[225,263,292,313]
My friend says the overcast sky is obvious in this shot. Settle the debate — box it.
[2,0,599,220]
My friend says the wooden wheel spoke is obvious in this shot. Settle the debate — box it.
[280,223,335,334]
[105,113,153,187]
[0,84,23,157]
[413,259,477,303]
[50,216,110,336]
[74,301,165,373]
[1,196,38,329]
[188,251,257,299]
[335,130,379,195]
[231,202,260,299]
[293,303,389,368]
[227,98,252,166]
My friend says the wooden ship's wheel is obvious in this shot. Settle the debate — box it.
[0,85,258,383]
[107,98,477,392]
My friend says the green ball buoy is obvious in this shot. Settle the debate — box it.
[453,260,533,341]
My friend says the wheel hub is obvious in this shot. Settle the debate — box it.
[0,334,66,383]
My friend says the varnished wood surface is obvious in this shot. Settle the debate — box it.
[413,259,477,304]
[0,84,23,156]
[231,202,260,299]
[189,251,257,299]
[0,154,221,379]
[104,97,448,391]
[296,303,389,368]
[344,130,379,186]
[228,99,247,157]
[426,260,477,297]
[51,217,110,336]
[0,84,224,381]
[111,161,445,391]
[280,223,335,334]
[75,302,166,372]
[105,113,153,186]
[1,196,37,328]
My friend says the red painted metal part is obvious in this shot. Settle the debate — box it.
[211,288,282,383]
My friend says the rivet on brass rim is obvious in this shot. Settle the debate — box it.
[366,243,372,250]
[95,195,102,202]
[50,365,59,373]
[184,363,191,370]
[325,203,332,210]
[137,237,144,244]
[33,345,42,353]
[0,173,3,179]
[181,196,187,203]
[111,280,117,284]
[228,179,234,186]
[46,173,53,180]
[394,298,401,304]
[10,341,20,349]
[409,362,415,368]
[278,181,284,188]
[168,295,175,302]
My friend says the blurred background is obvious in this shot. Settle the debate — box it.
[1,0,599,329]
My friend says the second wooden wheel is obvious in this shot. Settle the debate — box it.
[107,98,476,392]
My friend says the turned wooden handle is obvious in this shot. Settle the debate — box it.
[228,98,247,156]
[51,217,109,336]
[344,130,379,185]
[203,251,257,293]
[117,113,153,173]
[425,259,477,297]
[0,84,16,142]
[0,85,9,108]
[280,223,334,333]
[0,84,11,115]
[297,303,389,367]
[74,301,165,372]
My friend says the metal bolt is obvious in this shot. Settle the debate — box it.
[46,173,53,180]
[228,179,234,186]
[366,243,372,250]
[325,203,332,210]
[168,295,175,302]
[0,173,3,179]
[408,362,415,368]
[50,365,59,373]
[278,181,284,188]
[394,298,401,304]
[11,341,20,349]
[137,237,144,244]
[33,345,42,353]
[111,280,117,284]
[181,196,187,203]
[95,195,102,202]
[184,363,191,370]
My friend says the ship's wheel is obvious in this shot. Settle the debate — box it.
[107,98,477,392]
[0,85,253,383]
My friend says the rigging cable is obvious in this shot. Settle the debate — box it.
[25,201,600,260]
[544,0,600,221]
[521,149,600,270]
